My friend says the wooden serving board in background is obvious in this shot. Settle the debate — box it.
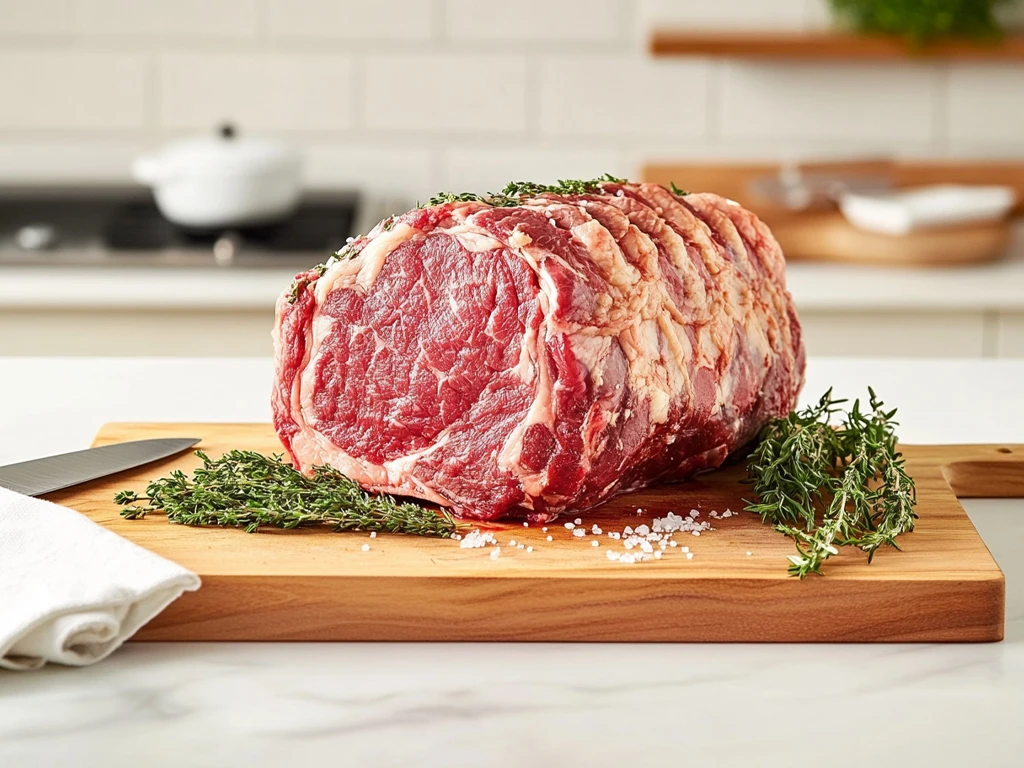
[642,161,1023,267]
[48,424,1018,643]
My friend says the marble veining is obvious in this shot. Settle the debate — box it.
[0,359,1022,767]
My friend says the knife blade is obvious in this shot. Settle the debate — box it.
[0,438,201,497]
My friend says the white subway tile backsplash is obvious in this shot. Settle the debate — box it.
[445,0,623,42]
[0,140,144,181]
[440,145,626,193]
[0,0,74,35]
[361,55,528,135]
[947,65,1024,143]
[0,53,146,131]
[539,56,709,139]
[719,63,938,142]
[77,0,257,38]
[635,0,809,32]
[302,144,434,198]
[159,54,354,132]
[264,0,432,41]
[0,0,1022,196]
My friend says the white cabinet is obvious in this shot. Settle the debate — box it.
[0,309,275,357]
[796,310,989,358]
[996,313,1024,357]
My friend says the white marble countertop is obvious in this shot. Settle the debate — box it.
[0,357,1022,767]
[1,225,1024,314]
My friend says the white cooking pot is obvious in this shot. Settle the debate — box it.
[132,126,302,229]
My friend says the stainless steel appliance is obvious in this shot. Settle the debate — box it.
[0,186,405,269]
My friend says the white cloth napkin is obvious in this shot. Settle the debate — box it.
[0,487,200,671]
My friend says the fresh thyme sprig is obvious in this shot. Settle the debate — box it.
[425,174,627,208]
[115,450,459,538]
[745,388,918,578]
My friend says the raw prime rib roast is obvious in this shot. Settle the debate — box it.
[273,179,805,523]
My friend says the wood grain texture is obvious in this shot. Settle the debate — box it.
[648,31,1024,61]
[48,424,1015,643]
[769,212,1011,267]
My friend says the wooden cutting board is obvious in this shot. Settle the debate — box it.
[49,424,1019,643]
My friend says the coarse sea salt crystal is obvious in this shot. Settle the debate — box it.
[523,521,529,527]
[624,526,633,535]
[640,541,654,554]
[490,547,501,560]
[517,544,525,550]
[670,541,678,548]
[370,531,377,539]
[460,530,496,549]
[686,552,694,560]
[527,546,534,553]
[361,544,370,552]
[573,529,586,538]
[608,531,621,540]
[542,527,548,532]
[564,522,575,530]
[635,524,650,536]
[592,524,602,535]
[509,540,517,547]
[654,551,662,560]
[607,550,620,561]
[620,554,636,564]
[746,551,752,556]
[592,540,599,547]
[546,535,553,542]
[574,518,582,525]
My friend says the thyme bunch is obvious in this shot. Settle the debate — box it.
[746,388,918,578]
[425,174,627,208]
[115,450,459,538]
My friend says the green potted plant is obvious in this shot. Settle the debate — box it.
[829,0,1019,44]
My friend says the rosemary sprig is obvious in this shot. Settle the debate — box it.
[115,450,459,538]
[745,388,918,578]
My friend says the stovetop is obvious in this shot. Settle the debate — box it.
[0,187,405,269]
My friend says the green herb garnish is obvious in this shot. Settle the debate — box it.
[426,174,626,208]
[745,388,918,578]
[115,450,459,538]
[669,181,690,196]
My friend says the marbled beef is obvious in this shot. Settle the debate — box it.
[272,182,805,522]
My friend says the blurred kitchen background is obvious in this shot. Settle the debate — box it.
[1,0,1023,357]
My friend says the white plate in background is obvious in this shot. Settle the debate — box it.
[839,184,1017,236]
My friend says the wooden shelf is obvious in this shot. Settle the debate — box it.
[649,31,1024,61]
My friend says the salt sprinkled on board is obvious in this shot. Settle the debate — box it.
[370,531,377,539]
[572,529,586,538]
[574,518,582,525]
[564,522,575,530]
[460,530,497,549]
[490,547,501,560]
[546,535,553,542]
[361,544,370,552]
